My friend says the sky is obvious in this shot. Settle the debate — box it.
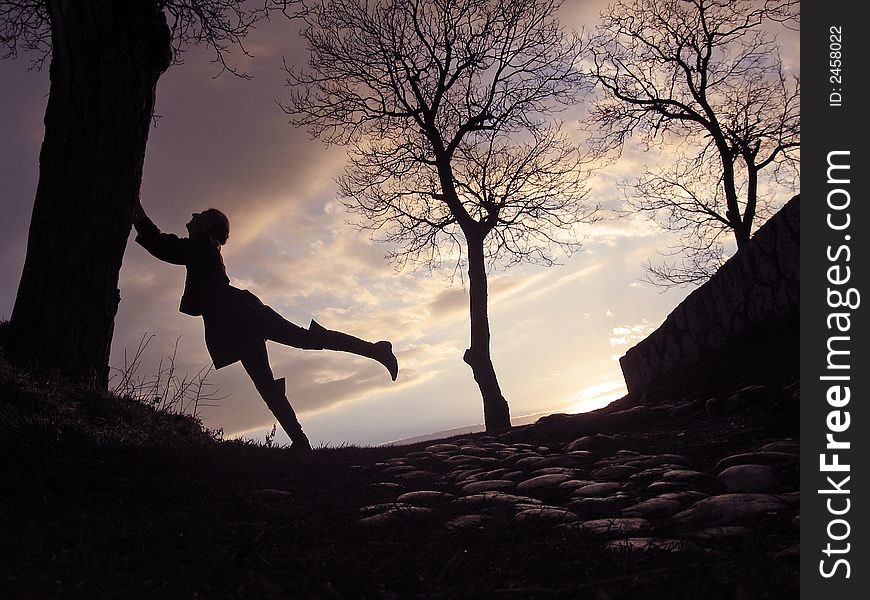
[0,0,798,447]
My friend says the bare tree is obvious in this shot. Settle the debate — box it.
[586,0,799,287]
[1,1,288,387]
[284,0,597,431]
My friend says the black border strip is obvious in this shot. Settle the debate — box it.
[801,2,868,595]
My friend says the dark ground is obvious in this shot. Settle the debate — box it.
[0,334,799,600]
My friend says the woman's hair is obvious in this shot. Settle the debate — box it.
[201,209,230,245]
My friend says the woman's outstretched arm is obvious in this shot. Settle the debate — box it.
[133,196,192,265]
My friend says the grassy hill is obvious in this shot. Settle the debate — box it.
[0,343,799,599]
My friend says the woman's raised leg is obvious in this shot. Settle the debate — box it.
[240,340,312,452]
[262,307,398,381]
[307,320,398,381]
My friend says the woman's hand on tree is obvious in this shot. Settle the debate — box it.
[132,193,146,223]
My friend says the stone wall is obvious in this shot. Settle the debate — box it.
[619,195,799,395]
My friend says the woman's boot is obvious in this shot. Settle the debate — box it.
[308,320,398,381]
[265,377,312,452]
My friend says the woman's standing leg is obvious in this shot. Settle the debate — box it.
[240,340,312,452]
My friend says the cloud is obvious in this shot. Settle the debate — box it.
[607,319,661,348]
[428,287,468,319]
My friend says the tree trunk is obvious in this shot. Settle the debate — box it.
[733,220,751,248]
[7,0,171,388]
[740,161,759,245]
[462,233,511,432]
[716,141,753,250]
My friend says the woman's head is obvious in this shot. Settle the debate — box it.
[187,209,230,245]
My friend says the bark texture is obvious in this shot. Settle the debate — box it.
[8,0,171,388]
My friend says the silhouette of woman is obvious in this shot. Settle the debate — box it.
[132,199,398,452]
